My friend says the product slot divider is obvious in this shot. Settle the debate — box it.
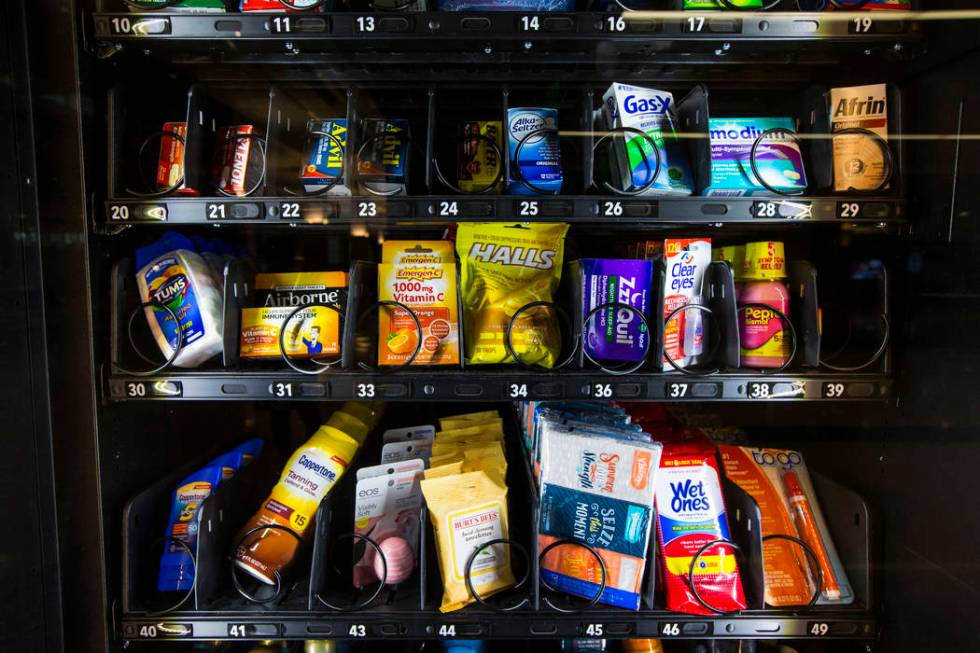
[790,260,821,367]
[810,472,872,610]
[122,461,202,614]
[221,257,253,369]
[722,473,767,612]
[196,448,289,610]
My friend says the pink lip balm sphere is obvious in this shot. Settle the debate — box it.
[374,536,415,585]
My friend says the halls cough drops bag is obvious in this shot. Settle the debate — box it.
[456,223,569,367]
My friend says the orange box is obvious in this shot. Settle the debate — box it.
[378,241,459,366]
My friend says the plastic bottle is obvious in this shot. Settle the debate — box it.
[233,424,361,585]
[135,231,224,368]
[738,241,791,369]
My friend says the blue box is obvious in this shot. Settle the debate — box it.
[507,107,562,196]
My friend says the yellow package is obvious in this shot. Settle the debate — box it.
[378,241,460,367]
[439,411,500,430]
[458,121,503,193]
[420,471,516,612]
[456,223,569,367]
[340,401,385,429]
[436,422,504,442]
[439,417,504,433]
[327,410,369,445]
[432,437,504,460]
[425,461,464,479]
[240,272,347,360]
[463,450,507,486]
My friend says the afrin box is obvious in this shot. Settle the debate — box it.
[601,83,693,196]
[831,83,890,192]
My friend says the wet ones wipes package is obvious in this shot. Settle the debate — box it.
[538,424,661,610]
[240,272,347,360]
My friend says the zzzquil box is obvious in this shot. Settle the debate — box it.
[704,117,807,197]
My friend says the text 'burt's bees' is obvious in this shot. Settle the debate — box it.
[378,241,459,367]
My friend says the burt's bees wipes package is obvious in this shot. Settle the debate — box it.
[421,470,515,613]
[378,241,460,367]
[456,223,569,367]
[240,272,347,360]
[719,446,853,605]
[458,121,503,193]
[831,83,890,192]
[655,443,746,615]
[537,419,661,610]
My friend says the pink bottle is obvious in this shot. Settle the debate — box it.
[739,241,791,369]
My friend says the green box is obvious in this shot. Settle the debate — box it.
[683,0,762,8]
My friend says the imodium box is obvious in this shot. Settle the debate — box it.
[301,119,349,195]
[705,117,807,197]
[601,83,693,197]
[538,424,661,610]
[507,108,562,196]
[831,83,889,192]
[581,258,653,364]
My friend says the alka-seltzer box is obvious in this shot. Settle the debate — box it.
[831,84,889,192]
[129,0,226,11]
[581,258,653,364]
[662,238,711,369]
[601,84,694,197]
[301,119,349,195]
[356,119,410,196]
[241,0,327,11]
[507,108,562,196]
[705,117,808,197]
[215,125,255,197]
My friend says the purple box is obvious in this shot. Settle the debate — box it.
[581,258,653,363]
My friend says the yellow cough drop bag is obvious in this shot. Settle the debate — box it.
[456,223,569,367]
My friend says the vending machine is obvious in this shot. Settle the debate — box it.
[3,0,979,651]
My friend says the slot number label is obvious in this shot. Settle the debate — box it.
[206,203,229,220]
[108,17,169,36]
[355,16,375,32]
[518,200,539,217]
[271,16,292,33]
[682,15,706,32]
[838,201,862,219]
[520,15,541,31]
[660,623,681,637]
[809,622,830,636]
[822,382,847,399]
[134,623,192,639]
[356,201,379,218]
[356,383,376,398]
[746,382,775,399]
[269,382,294,398]
[849,16,875,33]
[110,205,130,221]
[665,382,690,399]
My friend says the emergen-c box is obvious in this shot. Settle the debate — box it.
[601,83,693,196]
